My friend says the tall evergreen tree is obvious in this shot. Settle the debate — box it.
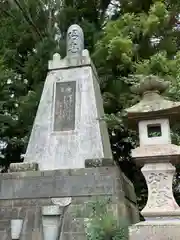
[93,0,180,208]
[0,0,113,168]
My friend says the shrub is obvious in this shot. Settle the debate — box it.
[85,199,129,240]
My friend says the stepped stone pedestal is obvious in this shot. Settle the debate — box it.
[0,165,139,240]
[0,24,139,240]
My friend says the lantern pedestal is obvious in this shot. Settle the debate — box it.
[129,221,180,240]
[129,162,180,240]
[141,163,180,220]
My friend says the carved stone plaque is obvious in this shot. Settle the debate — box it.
[53,81,76,131]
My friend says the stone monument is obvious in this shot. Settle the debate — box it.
[0,25,139,240]
[24,24,112,170]
[127,75,180,239]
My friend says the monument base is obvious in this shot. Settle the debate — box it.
[129,221,180,240]
[0,165,139,240]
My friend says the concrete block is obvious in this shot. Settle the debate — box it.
[9,163,38,172]
[61,233,86,240]
[129,221,180,240]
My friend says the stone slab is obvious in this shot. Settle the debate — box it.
[0,231,8,240]
[129,221,180,240]
[126,201,140,224]
[0,167,137,208]
[61,233,86,240]
[85,158,114,168]
[0,166,118,179]
[0,174,114,199]
[9,162,38,172]
[63,217,85,233]
[53,81,76,131]
[0,220,9,231]
[121,173,137,204]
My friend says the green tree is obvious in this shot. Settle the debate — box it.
[0,0,114,169]
[93,0,180,209]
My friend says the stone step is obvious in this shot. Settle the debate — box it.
[0,230,8,240]
[0,220,10,231]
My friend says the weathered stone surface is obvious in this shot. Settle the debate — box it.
[121,173,137,204]
[18,207,27,218]
[85,158,114,168]
[24,56,112,170]
[140,163,180,220]
[0,198,138,240]
[0,175,114,199]
[126,200,140,224]
[63,217,85,233]
[0,165,138,240]
[0,221,9,231]
[24,25,112,170]
[129,221,180,240]
[0,167,128,199]
[12,198,52,207]
[9,162,39,172]
[0,230,8,240]
[126,75,180,122]
[65,202,106,219]
[0,207,18,219]
[51,197,72,207]
[66,24,84,57]
[71,195,117,204]
[0,166,138,229]
[0,200,12,207]
[11,219,24,240]
[61,233,86,240]
[132,144,180,164]
[53,81,76,132]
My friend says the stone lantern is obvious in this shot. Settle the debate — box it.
[127,75,180,239]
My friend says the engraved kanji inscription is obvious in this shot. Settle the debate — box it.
[54,81,76,131]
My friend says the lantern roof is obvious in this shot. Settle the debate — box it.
[126,75,180,126]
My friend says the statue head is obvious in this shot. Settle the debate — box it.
[66,24,84,57]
